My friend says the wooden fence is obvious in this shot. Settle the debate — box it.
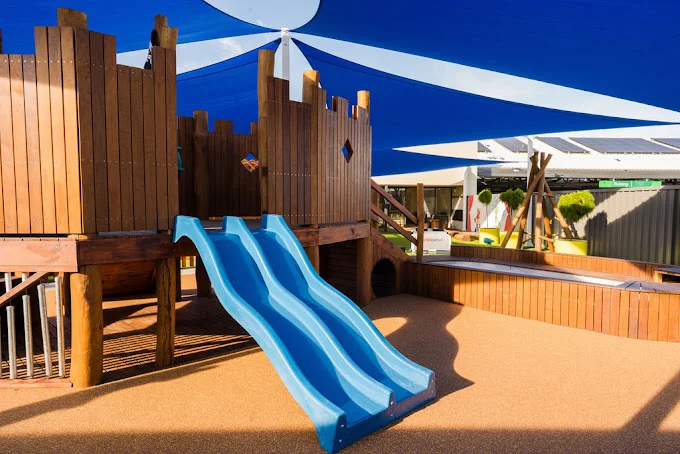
[451,245,662,281]
[178,114,260,218]
[259,56,372,227]
[405,261,680,343]
[0,21,177,235]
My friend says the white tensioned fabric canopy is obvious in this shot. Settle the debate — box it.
[3,0,678,175]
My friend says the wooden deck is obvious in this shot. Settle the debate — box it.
[0,273,256,384]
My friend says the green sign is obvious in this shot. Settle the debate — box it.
[599,180,662,188]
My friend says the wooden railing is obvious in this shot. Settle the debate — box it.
[371,181,425,260]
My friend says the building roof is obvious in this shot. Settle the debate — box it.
[477,137,680,179]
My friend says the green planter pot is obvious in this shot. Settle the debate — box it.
[500,231,520,249]
[555,238,588,256]
[479,227,500,246]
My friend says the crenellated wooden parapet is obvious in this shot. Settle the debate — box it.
[257,49,372,227]
[0,9,178,235]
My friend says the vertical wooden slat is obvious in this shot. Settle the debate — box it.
[619,290,630,338]
[658,293,670,342]
[602,287,612,334]
[304,103,312,225]
[628,291,639,339]
[594,286,603,333]
[22,55,43,233]
[282,99,291,223]
[585,285,595,331]
[74,28,95,233]
[152,47,168,230]
[89,31,108,232]
[482,273,490,311]
[522,277,531,318]
[577,284,587,329]
[552,279,561,324]
[668,294,680,343]
[0,54,16,234]
[117,65,134,231]
[648,293,660,341]
[638,292,649,340]
[529,278,538,320]
[10,55,31,233]
[560,282,570,326]
[142,69,157,230]
[130,68,146,229]
[165,48,178,223]
[290,103,298,225]
[103,34,121,231]
[609,288,621,336]
[48,28,70,233]
[61,28,82,233]
[298,104,306,224]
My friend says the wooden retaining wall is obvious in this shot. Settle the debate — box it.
[177,115,260,218]
[405,261,680,343]
[0,24,177,235]
[451,245,661,281]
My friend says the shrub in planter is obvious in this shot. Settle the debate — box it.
[477,189,499,245]
[499,188,524,248]
[555,190,595,255]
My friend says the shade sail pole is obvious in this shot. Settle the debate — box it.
[281,28,290,80]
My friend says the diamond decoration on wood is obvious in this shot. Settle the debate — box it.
[241,153,259,172]
[341,139,354,163]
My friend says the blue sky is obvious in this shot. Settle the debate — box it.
[117,0,680,140]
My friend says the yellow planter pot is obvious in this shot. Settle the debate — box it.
[554,238,588,256]
[479,227,500,246]
[501,231,520,249]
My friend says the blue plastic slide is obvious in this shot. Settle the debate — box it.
[173,215,435,453]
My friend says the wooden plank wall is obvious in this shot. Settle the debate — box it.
[320,240,358,302]
[404,261,680,343]
[177,116,260,218]
[264,76,371,227]
[451,245,660,281]
[0,26,177,235]
[371,227,409,295]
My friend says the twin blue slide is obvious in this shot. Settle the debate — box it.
[173,215,435,452]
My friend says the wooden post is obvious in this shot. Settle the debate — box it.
[155,258,176,369]
[357,90,370,123]
[70,265,103,388]
[257,50,275,214]
[302,70,319,104]
[500,154,552,248]
[303,70,321,264]
[416,183,425,261]
[371,188,380,229]
[57,8,88,29]
[0,30,3,54]
[517,154,538,249]
[193,110,209,219]
[154,15,178,50]
[305,246,321,272]
[542,202,555,252]
[534,153,545,251]
[356,237,372,306]
[195,256,212,297]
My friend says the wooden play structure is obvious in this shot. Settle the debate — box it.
[500,152,574,251]
[0,8,406,388]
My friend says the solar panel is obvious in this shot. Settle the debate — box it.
[571,138,677,154]
[495,137,528,152]
[652,138,680,150]
[478,142,493,152]
[537,137,588,153]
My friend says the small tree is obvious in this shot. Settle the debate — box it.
[478,189,493,226]
[499,188,524,220]
[557,190,595,239]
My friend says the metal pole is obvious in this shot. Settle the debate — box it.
[22,294,34,378]
[37,284,52,378]
[55,276,66,377]
[281,28,290,81]
[7,305,17,379]
[21,272,28,282]
[4,272,12,293]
